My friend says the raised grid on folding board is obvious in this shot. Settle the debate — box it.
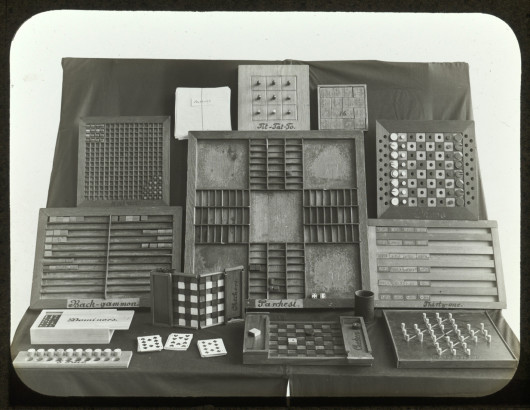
[172,272,226,329]
[303,189,359,243]
[78,117,170,206]
[248,243,305,299]
[249,138,303,190]
[30,207,181,309]
[367,219,506,309]
[376,120,479,220]
[194,190,250,243]
[318,85,368,131]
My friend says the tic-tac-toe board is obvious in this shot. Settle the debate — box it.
[367,219,506,309]
[30,207,182,309]
[376,120,479,220]
[318,85,368,131]
[77,116,170,206]
[185,131,369,309]
[383,310,518,369]
[150,266,245,329]
[243,312,373,365]
[238,65,310,131]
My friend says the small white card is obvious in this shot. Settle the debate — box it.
[164,333,193,351]
[197,338,227,358]
[175,87,232,139]
[137,335,163,353]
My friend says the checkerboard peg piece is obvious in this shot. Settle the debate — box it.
[319,293,326,299]
[288,337,297,346]
[248,328,261,337]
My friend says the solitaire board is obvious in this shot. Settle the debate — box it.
[30,207,182,309]
[185,131,369,309]
[317,85,368,131]
[77,116,170,206]
[243,312,373,365]
[376,120,479,220]
[150,266,246,329]
[238,65,310,131]
[383,310,517,368]
[367,219,506,309]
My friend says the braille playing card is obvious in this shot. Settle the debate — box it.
[164,333,193,351]
[197,338,227,358]
[137,335,163,352]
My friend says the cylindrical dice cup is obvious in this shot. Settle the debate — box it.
[355,290,375,323]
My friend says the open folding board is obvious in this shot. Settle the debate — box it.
[243,312,373,365]
[185,131,369,309]
[367,219,506,309]
[238,65,310,131]
[77,116,171,206]
[30,207,182,309]
[376,120,479,220]
[317,84,368,131]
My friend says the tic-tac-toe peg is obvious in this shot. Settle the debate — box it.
[271,94,277,100]
[93,349,102,359]
[286,110,292,115]
[486,335,492,343]
[400,143,406,149]
[27,349,36,360]
[255,109,261,115]
[85,348,93,357]
[248,328,261,337]
[36,349,45,359]
[401,181,406,186]
[286,96,291,100]
[286,80,291,86]
[271,109,276,114]
[75,349,84,359]
[256,80,261,85]
[271,80,276,85]
[256,94,261,100]
[56,349,64,357]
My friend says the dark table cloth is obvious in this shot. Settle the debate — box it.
[11,58,515,397]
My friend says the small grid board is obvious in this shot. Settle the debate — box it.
[318,85,368,131]
[150,266,246,329]
[376,120,479,220]
[30,207,182,309]
[383,310,517,369]
[185,131,369,309]
[238,65,310,131]
[13,348,132,369]
[243,313,373,365]
[367,219,506,309]
[77,116,170,206]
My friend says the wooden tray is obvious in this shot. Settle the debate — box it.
[30,206,182,309]
[185,131,369,309]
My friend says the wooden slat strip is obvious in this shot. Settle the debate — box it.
[378,286,498,296]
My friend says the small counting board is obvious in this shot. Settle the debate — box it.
[376,120,479,220]
[78,116,170,206]
[197,338,227,358]
[367,219,506,309]
[243,313,373,365]
[318,85,368,131]
[164,333,193,351]
[384,310,518,369]
[137,335,163,352]
[13,348,132,369]
[238,65,310,131]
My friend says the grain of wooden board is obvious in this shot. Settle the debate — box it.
[367,219,506,309]
[30,206,182,309]
[238,65,310,131]
[185,131,369,309]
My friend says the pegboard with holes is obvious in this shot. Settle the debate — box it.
[376,120,479,220]
[77,116,170,207]
[238,65,310,131]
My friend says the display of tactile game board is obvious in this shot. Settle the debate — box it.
[367,219,506,309]
[238,65,310,131]
[376,120,479,220]
[30,207,182,309]
[13,348,132,369]
[185,131,369,309]
[318,85,368,131]
[77,116,170,206]
[243,312,373,365]
[383,310,517,369]
[150,267,246,329]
